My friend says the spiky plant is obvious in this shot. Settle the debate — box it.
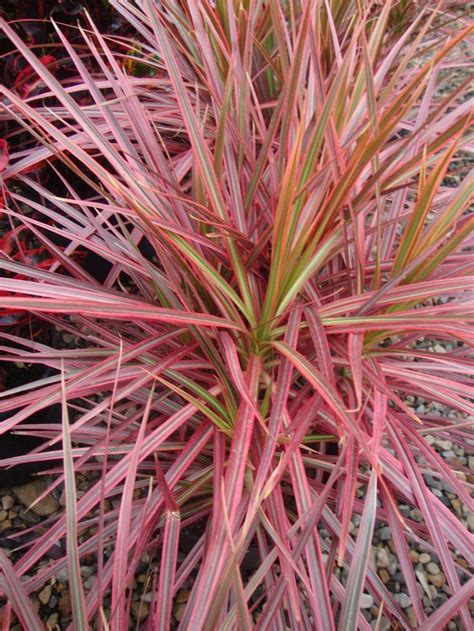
[0,1,472,628]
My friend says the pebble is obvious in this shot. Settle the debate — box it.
[428,573,446,588]
[80,565,94,579]
[1,496,14,510]
[467,514,474,532]
[58,593,71,617]
[376,548,390,568]
[175,590,190,604]
[132,601,149,621]
[38,585,52,605]
[409,550,419,562]
[394,593,411,609]
[428,585,438,600]
[173,603,186,622]
[360,594,374,609]
[426,562,440,575]
[84,576,96,590]
[418,553,431,564]
[0,510,8,522]
[379,526,391,541]
[12,480,60,517]
[46,613,58,630]
[435,439,452,451]
[410,509,423,522]
[378,569,390,584]
[406,607,418,627]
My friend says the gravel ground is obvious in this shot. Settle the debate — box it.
[0,391,472,630]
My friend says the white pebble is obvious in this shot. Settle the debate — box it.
[360,593,374,609]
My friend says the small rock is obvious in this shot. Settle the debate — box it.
[176,590,190,604]
[426,562,440,575]
[450,499,462,517]
[58,593,71,617]
[376,548,390,568]
[13,480,59,517]
[378,569,390,584]
[379,526,391,541]
[173,603,186,622]
[406,607,418,627]
[435,439,452,451]
[46,613,58,630]
[55,569,68,582]
[80,566,93,579]
[410,508,423,522]
[428,573,446,588]
[84,576,96,590]
[0,520,12,532]
[428,585,438,600]
[360,594,374,609]
[394,593,411,609]
[467,513,474,532]
[132,601,149,621]
[38,585,52,605]
[370,618,390,631]
[1,496,14,510]
[0,510,8,522]
[418,553,431,564]
[409,550,419,563]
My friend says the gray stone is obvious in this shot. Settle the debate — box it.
[410,509,423,522]
[435,439,452,450]
[394,593,411,609]
[379,526,391,541]
[84,575,96,590]
[360,593,374,609]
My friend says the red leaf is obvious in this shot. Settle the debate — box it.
[14,55,57,97]
[0,140,9,172]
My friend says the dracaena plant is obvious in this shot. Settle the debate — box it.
[0,0,472,629]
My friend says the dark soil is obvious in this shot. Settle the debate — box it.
[0,322,60,488]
